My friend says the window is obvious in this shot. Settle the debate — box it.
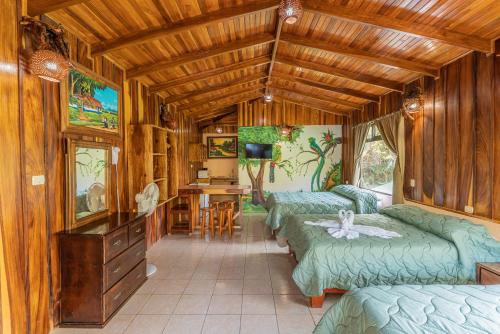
[359,125,396,195]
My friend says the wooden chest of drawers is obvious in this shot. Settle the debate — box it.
[60,213,147,327]
[477,263,500,285]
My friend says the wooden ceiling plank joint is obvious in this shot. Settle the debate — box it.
[281,33,439,77]
[126,33,275,79]
[303,0,493,54]
[91,0,279,56]
[28,0,90,16]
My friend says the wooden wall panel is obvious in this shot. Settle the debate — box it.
[238,99,346,126]
[353,52,499,222]
[444,62,460,209]
[0,0,29,333]
[493,56,500,221]
[422,77,435,204]
[474,54,494,218]
[22,70,51,334]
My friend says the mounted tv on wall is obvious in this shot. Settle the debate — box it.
[245,143,273,159]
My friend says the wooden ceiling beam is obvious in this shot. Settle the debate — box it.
[271,84,355,113]
[273,74,366,108]
[303,1,493,54]
[28,0,89,16]
[127,33,275,79]
[191,93,264,119]
[195,109,241,123]
[281,33,439,77]
[91,0,279,56]
[275,72,380,102]
[167,73,268,104]
[150,56,271,93]
[272,92,351,117]
[181,85,265,112]
[276,56,404,92]
[266,18,284,86]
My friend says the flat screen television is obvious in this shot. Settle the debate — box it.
[245,143,273,159]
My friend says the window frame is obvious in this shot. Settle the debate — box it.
[358,125,395,196]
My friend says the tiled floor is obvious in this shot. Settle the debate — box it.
[52,214,340,334]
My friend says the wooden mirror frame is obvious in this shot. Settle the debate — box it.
[66,139,112,230]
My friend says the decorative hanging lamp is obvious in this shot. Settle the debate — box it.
[215,126,223,134]
[402,83,423,114]
[264,91,273,103]
[279,0,303,24]
[22,17,71,82]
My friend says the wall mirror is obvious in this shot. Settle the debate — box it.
[66,139,112,230]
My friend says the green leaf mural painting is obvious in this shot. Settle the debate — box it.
[238,126,343,213]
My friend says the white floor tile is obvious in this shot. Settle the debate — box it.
[274,294,310,315]
[123,315,169,334]
[277,314,316,334]
[240,315,279,334]
[174,294,211,314]
[162,315,205,334]
[154,280,189,294]
[139,295,181,315]
[202,315,240,334]
[243,279,272,294]
[242,295,276,314]
[213,280,243,295]
[208,295,242,314]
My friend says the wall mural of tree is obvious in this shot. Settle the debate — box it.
[238,126,343,213]
[238,126,302,205]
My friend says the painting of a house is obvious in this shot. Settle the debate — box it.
[67,68,120,134]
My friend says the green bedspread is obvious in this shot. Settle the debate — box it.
[278,205,500,297]
[264,185,378,230]
[314,285,500,334]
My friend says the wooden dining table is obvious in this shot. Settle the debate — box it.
[178,184,251,232]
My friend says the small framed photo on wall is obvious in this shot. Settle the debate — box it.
[60,64,122,138]
[207,136,238,159]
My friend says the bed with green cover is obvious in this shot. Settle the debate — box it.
[264,185,378,231]
[314,284,500,334]
[278,204,500,307]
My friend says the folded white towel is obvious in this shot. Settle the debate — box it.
[304,219,401,239]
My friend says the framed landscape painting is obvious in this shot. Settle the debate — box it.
[207,136,238,159]
[61,65,122,138]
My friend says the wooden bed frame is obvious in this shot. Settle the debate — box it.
[288,244,348,308]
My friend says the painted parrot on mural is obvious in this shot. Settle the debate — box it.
[308,137,325,191]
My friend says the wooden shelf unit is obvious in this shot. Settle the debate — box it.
[128,125,178,211]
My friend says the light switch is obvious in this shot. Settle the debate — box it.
[410,179,416,187]
[32,175,45,186]
[464,206,474,214]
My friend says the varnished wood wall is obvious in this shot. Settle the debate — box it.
[0,12,200,332]
[0,1,28,333]
[238,99,346,126]
[352,52,500,222]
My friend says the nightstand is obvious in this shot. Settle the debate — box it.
[476,263,500,284]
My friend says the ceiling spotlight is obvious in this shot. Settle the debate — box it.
[279,0,303,25]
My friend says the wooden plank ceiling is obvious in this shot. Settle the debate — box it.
[38,0,500,121]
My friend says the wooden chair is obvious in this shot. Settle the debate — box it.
[218,201,235,238]
[199,206,215,239]
[168,195,192,235]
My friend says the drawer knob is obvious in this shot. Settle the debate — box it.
[135,228,142,233]
[113,267,121,274]
[113,240,122,247]
[113,292,122,301]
